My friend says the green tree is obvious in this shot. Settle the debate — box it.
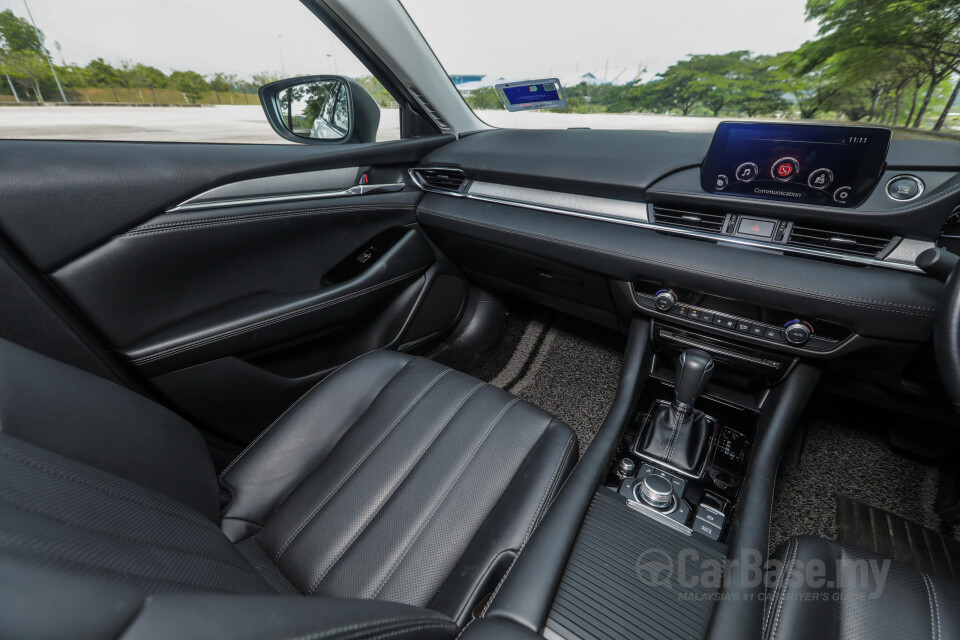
[85,58,122,102]
[128,64,166,104]
[1,50,47,102]
[463,86,502,110]
[208,72,236,104]
[0,9,43,54]
[169,70,208,104]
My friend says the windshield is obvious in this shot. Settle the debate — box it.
[402,0,960,140]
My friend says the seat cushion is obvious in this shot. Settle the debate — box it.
[220,351,578,624]
[764,535,960,640]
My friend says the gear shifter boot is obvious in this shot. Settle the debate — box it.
[640,401,714,475]
[638,349,716,475]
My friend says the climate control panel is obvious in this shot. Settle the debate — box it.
[634,285,845,352]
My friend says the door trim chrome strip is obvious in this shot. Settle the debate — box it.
[167,183,405,213]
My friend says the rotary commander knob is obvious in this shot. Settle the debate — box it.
[654,289,678,312]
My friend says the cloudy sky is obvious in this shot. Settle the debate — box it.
[3,0,821,81]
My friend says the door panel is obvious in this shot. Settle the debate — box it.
[0,138,464,443]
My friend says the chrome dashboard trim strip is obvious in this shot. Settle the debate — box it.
[410,170,925,274]
[468,181,649,223]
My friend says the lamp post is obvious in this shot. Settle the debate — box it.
[22,0,67,103]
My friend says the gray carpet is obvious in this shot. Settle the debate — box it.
[770,413,954,552]
[469,311,623,457]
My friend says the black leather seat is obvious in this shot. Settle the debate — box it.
[0,339,577,639]
[764,536,960,640]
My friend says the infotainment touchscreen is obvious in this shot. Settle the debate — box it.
[700,122,891,207]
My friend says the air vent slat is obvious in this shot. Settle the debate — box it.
[408,86,450,130]
[412,168,469,194]
[787,224,893,258]
[652,206,726,233]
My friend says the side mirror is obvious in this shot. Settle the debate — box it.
[258,75,380,144]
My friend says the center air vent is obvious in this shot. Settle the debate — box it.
[786,225,893,258]
[411,168,470,194]
[651,206,726,233]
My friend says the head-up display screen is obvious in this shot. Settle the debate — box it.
[700,122,890,207]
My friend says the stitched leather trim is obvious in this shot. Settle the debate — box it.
[130,269,424,366]
[418,205,935,316]
[272,367,453,561]
[306,381,486,595]
[369,397,520,598]
[276,616,456,640]
[766,538,799,640]
[921,572,942,640]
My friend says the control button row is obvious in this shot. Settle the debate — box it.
[666,304,788,343]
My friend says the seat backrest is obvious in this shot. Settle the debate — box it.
[0,337,219,520]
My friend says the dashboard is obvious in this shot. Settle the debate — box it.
[410,125,960,415]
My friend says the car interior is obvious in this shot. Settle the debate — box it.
[3,1,960,639]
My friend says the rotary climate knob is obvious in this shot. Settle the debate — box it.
[636,474,674,510]
[654,289,678,312]
[783,320,814,345]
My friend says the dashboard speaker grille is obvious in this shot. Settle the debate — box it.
[786,225,893,258]
[411,168,469,193]
[651,206,726,233]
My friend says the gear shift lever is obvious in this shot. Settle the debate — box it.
[638,349,717,476]
[674,349,714,411]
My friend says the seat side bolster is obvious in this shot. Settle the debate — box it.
[428,418,577,626]
[763,535,841,640]
[219,351,414,541]
[119,594,458,640]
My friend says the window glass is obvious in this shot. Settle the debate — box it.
[0,0,400,142]
[402,0,959,141]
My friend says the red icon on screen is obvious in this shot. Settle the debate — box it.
[776,163,794,178]
[751,225,761,232]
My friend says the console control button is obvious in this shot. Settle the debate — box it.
[700,311,715,324]
[784,320,814,345]
[693,517,722,540]
[687,308,701,320]
[764,327,785,342]
[654,290,678,312]
[737,217,775,239]
[696,504,726,527]
[735,162,759,183]
[736,320,751,333]
[671,305,688,317]
[750,325,765,337]
[714,315,737,330]
[771,157,799,182]
[886,175,923,201]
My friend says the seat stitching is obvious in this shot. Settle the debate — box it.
[120,204,415,237]
[272,367,452,560]
[353,623,456,640]
[530,431,577,532]
[0,490,252,572]
[767,538,799,640]
[306,381,485,595]
[763,537,793,634]
[939,530,957,580]
[0,445,217,535]
[482,427,577,616]
[417,206,936,315]
[664,405,684,463]
[921,572,941,640]
[219,352,405,481]
[277,617,454,640]
[131,270,424,365]
[369,397,520,598]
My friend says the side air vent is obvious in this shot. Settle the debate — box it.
[786,225,893,258]
[411,168,469,194]
[651,206,726,233]
[408,86,450,130]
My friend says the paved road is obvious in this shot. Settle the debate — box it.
[0,105,944,143]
